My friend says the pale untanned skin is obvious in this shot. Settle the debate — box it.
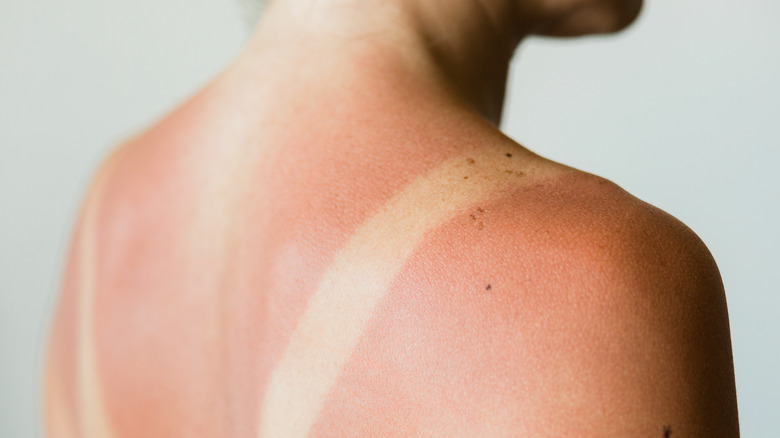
[44,0,739,436]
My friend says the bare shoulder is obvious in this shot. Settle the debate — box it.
[43,139,135,437]
[381,166,740,436]
[505,169,724,289]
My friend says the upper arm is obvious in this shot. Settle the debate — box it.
[539,205,739,437]
[476,185,741,436]
[314,176,739,436]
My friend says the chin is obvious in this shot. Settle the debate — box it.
[536,0,643,37]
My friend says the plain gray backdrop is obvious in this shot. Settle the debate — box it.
[1,0,778,436]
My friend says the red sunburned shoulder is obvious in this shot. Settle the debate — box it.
[311,173,737,436]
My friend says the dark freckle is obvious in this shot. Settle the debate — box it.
[506,153,513,158]
[663,425,672,438]
[463,176,469,179]
[476,207,485,213]
[486,284,492,291]
[469,214,477,220]
[466,158,475,164]
[504,169,514,174]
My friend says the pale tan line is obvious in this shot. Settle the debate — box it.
[258,152,518,437]
[76,161,119,438]
[45,370,77,438]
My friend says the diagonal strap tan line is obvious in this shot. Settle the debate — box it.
[258,151,521,437]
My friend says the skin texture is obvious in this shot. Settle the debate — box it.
[44,0,738,436]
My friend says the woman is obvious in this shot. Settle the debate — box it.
[44,0,739,436]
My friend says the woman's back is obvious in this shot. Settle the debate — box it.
[44,0,739,436]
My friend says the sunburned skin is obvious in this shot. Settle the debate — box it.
[75,166,117,438]
[259,149,533,437]
[47,76,564,436]
[45,80,738,436]
[45,148,126,438]
[44,0,739,435]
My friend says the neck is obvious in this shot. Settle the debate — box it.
[238,0,528,125]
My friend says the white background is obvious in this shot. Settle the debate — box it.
[1,0,777,436]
